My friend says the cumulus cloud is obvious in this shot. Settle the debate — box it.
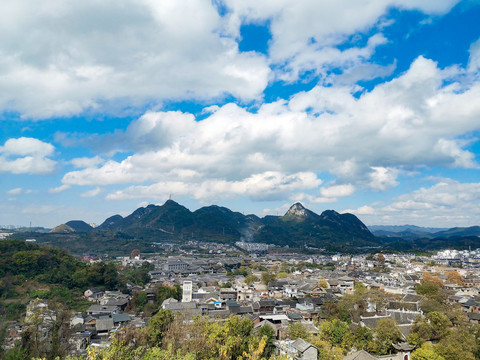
[0,0,270,118]
[347,180,480,226]
[106,171,322,202]
[71,156,104,169]
[0,0,462,118]
[0,137,56,174]
[320,184,355,198]
[368,167,400,191]
[57,55,480,204]
[224,0,459,81]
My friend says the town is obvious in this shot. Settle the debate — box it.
[3,242,480,360]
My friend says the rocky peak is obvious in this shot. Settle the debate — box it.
[285,203,309,218]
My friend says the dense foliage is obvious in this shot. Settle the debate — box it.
[0,240,122,291]
[0,239,124,335]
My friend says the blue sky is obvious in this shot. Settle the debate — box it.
[1,0,480,228]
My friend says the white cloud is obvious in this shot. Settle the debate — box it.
[105,171,322,202]
[224,0,459,81]
[6,188,36,195]
[81,187,102,198]
[320,184,355,198]
[57,55,480,203]
[348,180,480,227]
[7,188,23,195]
[0,0,270,118]
[1,137,54,157]
[368,167,400,191]
[0,0,462,119]
[0,137,56,174]
[71,156,104,169]
[48,184,71,194]
[468,37,480,72]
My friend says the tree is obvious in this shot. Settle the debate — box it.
[337,286,398,323]
[261,272,276,285]
[317,278,329,289]
[353,325,374,351]
[288,322,310,341]
[416,282,442,298]
[422,272,444,287]
[377,253,386,264]
[410,311,451,343]
[147,309,174,347]
[319,318,353,349]
[411,343,446,360]
[245,274,258,285]
[156,285,181,306]
[445,271,463,286]
[374,318,402,355]
[256,325,276,358]
[309,338,344,360]
[132,291,148,312]
[435,328,477,360]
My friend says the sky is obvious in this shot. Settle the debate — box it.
[1,0,480,228]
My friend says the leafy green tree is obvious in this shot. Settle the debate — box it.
[411,343,445,360]
[156,284,181,306]
[257,325,276,358]
[288,322,310,341]
[416,282,443,298]
[310,337,344,360]
[121,262,154,286]
[374,318,402,355]
[147,309,174,347]
[132,291,148,312]
[353,325,374,351]
[245,274,258,285]
[261,272,277,285]
[435,328,477,360]
[319,318,353,349]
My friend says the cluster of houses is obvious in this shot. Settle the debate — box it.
[4,250,480,359]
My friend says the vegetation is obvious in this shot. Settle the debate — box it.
[0,239,124,336]
[120,262,154,287]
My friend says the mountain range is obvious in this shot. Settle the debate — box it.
[43,200,376,253]
[8,200,480,255]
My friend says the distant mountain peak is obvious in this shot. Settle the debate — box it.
[285,203,310,218]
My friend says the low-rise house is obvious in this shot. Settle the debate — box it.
[163,301,202,316]
[253,299,275,314]
[461,299,480,313]
[70,313,84,326]
[112,313,131,327]
[86,305,119,317]
[84,288,104,301]
[95,318,114,336]
[274,338,318,360]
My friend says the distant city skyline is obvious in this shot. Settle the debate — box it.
[1,1,480,228]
